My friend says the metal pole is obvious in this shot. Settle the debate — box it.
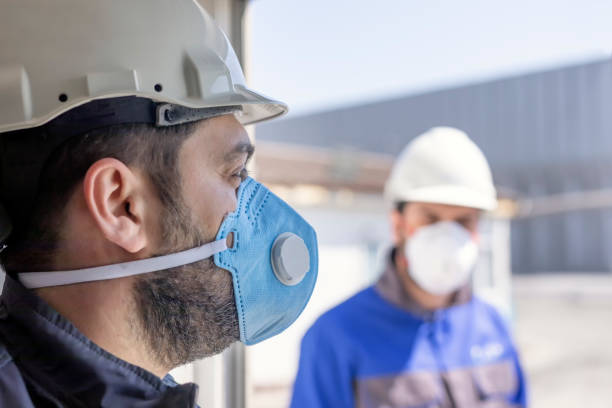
[223,343,247,408]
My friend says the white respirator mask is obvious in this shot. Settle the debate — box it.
[404,221,478,296]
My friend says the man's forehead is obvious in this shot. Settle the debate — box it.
[417,202,480,217]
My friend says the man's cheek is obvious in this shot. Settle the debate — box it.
[405,223,420,239]
[206,193,238,236]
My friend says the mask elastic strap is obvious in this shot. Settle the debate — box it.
[18,239,228,289]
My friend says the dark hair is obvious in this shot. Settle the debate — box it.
[2,119,241,365]
[395,201,408,213]
[1,121,198,272]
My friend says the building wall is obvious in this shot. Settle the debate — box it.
[256,58,612,273]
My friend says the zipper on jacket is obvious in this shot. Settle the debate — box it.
[427,312,457,408]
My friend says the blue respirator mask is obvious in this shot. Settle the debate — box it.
[18,178,318,345]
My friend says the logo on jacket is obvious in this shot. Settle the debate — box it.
[470,342,504,363]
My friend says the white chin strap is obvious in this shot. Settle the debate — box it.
[18,239,228,289]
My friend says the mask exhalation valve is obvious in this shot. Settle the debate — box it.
[271,232,310,286]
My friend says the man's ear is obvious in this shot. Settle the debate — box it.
[389,209,405,245]
[82,158,148,254]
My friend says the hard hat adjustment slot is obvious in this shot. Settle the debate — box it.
[156,104,242,127]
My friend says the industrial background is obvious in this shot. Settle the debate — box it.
[175,2,612,408]
[256,58,612,274]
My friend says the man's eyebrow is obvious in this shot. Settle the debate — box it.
[225,142,255,162]
[422,208,439,219]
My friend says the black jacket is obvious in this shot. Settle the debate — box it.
[0,273,199,407]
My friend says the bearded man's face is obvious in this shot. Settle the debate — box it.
[134,115,252,368]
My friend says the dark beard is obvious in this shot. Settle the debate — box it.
[133,259,239,368]
[132,199,239,369]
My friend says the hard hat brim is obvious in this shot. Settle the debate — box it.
[388,185,498,211]
[0,84,288,134]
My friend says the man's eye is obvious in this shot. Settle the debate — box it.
[234,168,249,181]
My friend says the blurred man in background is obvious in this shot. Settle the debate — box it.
[291,127,527,408]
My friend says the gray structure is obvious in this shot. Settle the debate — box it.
[256,58,612,273]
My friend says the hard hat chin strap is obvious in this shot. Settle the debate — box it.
[18,239,228,289]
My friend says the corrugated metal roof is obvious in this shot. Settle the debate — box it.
[256,58,612,273]
[257,58,612,196]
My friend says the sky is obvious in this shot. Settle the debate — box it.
[246,0,612,117]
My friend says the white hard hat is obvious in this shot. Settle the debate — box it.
[385,127,497,211]
[0,0,287,134]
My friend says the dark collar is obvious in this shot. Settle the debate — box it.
[374,247,472,320]
[0,272,198,407]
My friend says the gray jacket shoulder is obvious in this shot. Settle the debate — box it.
[0,342,37,408]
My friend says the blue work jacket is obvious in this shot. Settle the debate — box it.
[291,250,528,408]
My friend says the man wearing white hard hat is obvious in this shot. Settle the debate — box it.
[0,1,319,406]
[291,127,527,408]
